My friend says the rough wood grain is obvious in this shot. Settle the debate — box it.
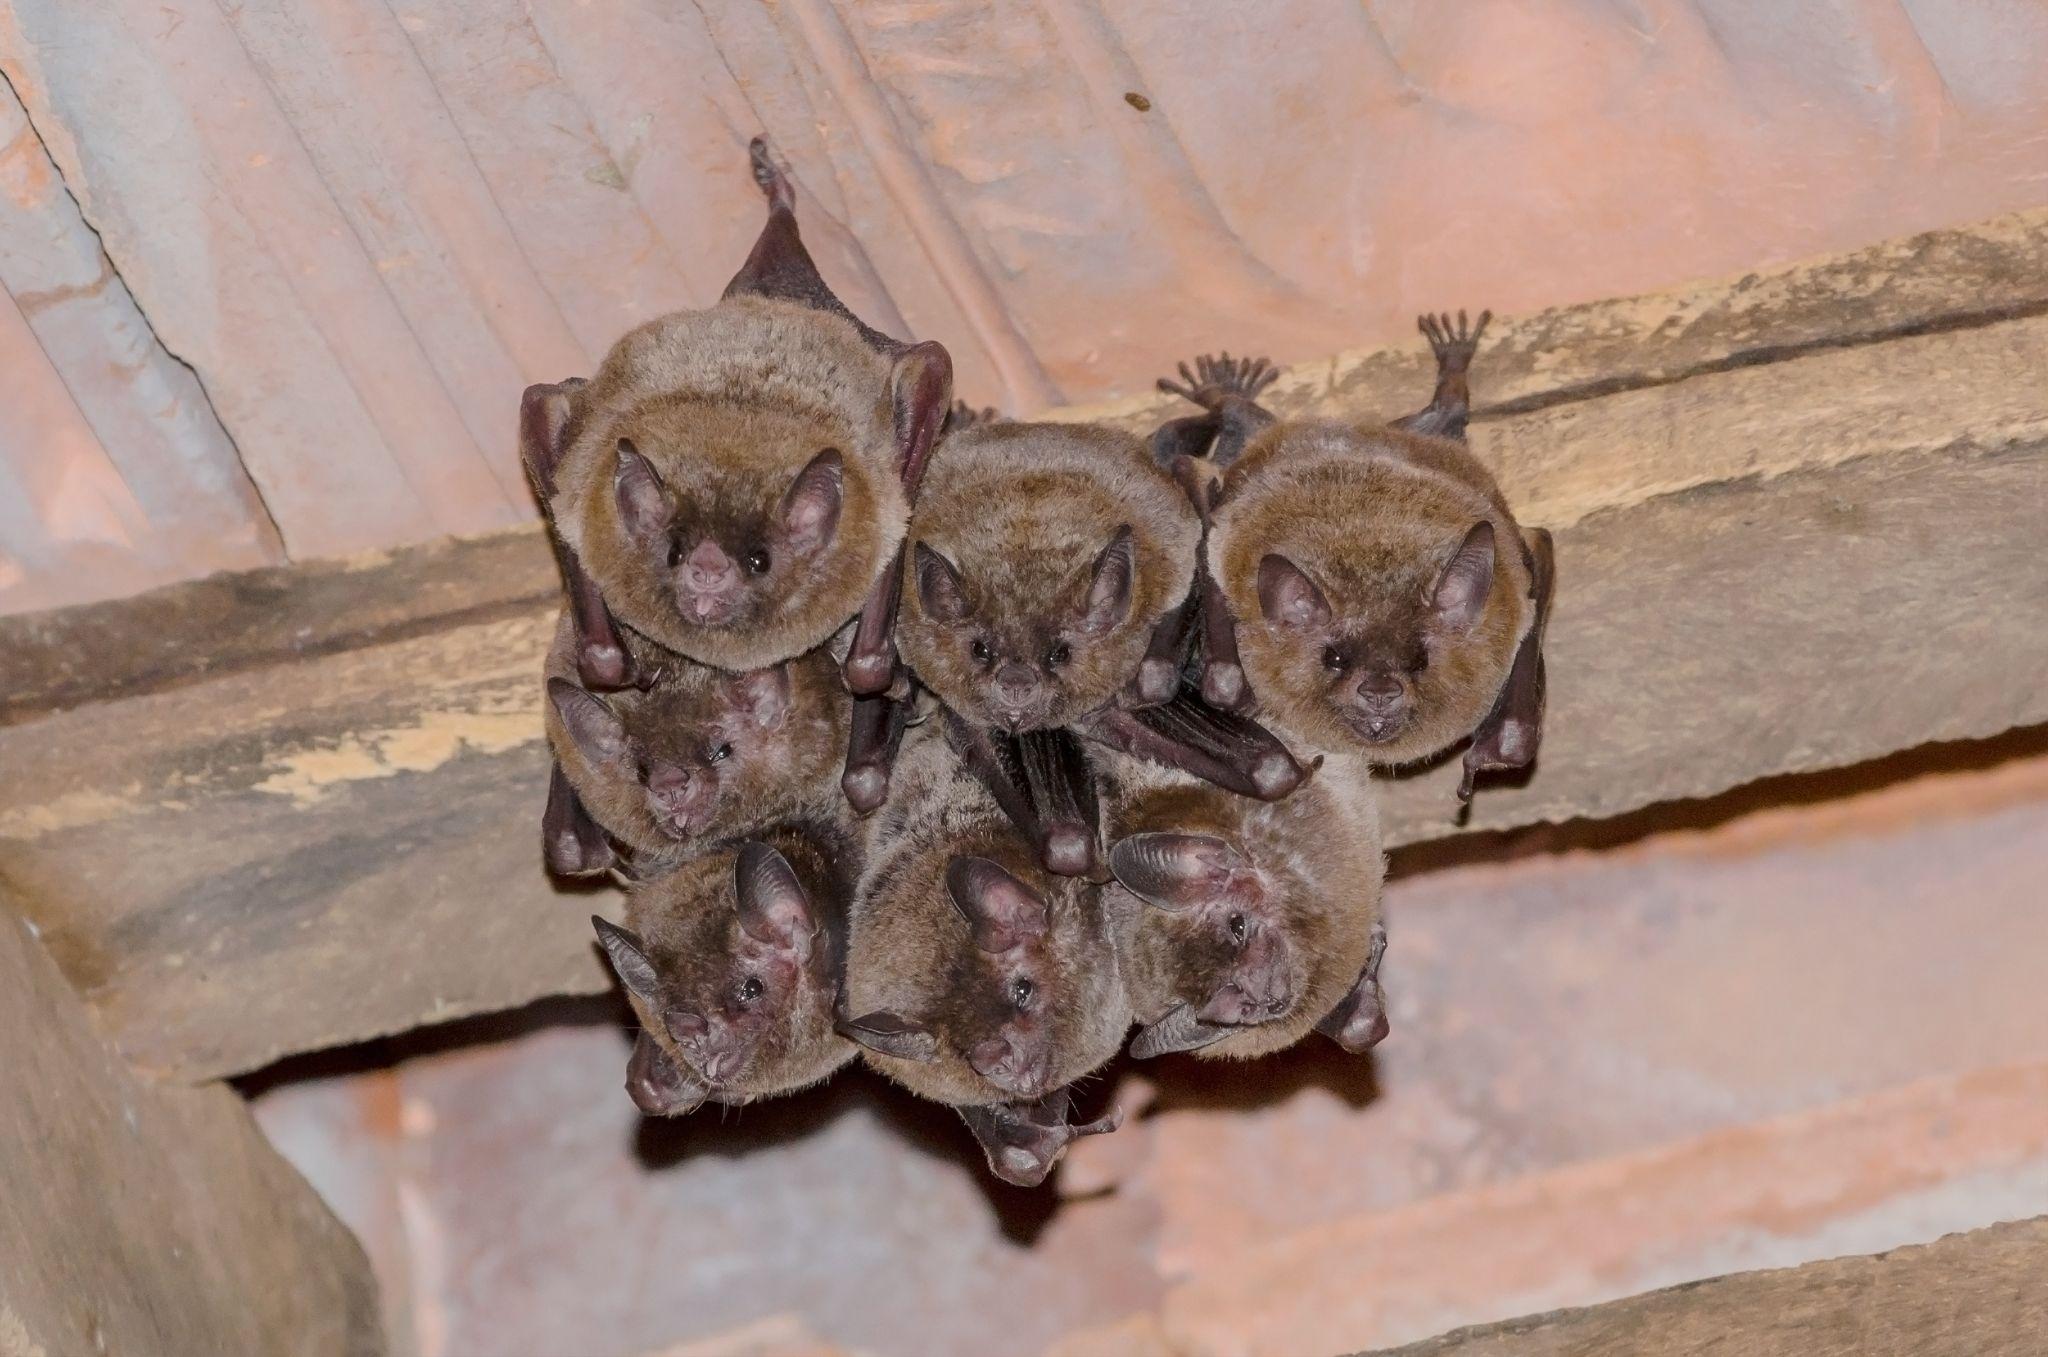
[0,902,384,1356]
[1366,1215,2048,1357]
[4,231,2045,1080]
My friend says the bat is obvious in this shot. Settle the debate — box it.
[897,420,1200,733]
[591,822,857,1113]
[538,138,950,675]
[837,724,1130,1114]
[1100,748,1388,1060]
[1157,314,1556,800]
[944,712,1103,878]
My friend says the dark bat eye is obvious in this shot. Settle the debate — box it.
[1227,912,1248,944]
[1045,641,1072,669]
[739,975,765,1003]
[744,547,772,575]
[1321,646,1345,672]
[665,539,683,568]
[707,742,734,764]
[1010,976,1036,1008]
[971,638,994,664]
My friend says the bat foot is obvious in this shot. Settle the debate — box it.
[1156,352,1279,412]
[748,135,797,214]
[944,399,1003,434]
[842,763,890,815]
[1417,309,1491,375]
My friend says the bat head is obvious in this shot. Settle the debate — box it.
[594,839,853,1110]
[544,640,844,862]
[841,852,1129,1106]
[899,424,1199,733]
[1242,517,1519,763]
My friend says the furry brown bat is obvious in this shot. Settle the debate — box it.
[1157,315,1556,799]
[898,420,1200,733]
[1100,749,1387,1059]
[542,139,950,674]
[839,724,1130,1109]
[592,823,857,1112]
[542,612,847,870]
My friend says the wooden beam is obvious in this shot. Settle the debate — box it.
[1365,1216,2048,1357]
[3,211,2045,1081]
[0,900,384,1354]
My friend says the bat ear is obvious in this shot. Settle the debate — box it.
[625,1032,710,1117]
[913,542,970,623]
[837,1010,938,1062]
[592,916,660,1002]
[946,857,1051,953]
[733,842,815,958]
[780,448,844,554]
[1129,1004,1231,1059]
[889,340,954,499]
[725,667,792,730]
[548,678,628,765]
[1256,554,1332,629]
[1108,833,1243,912]
[1431,521,1496,634]
[613,439,673,548]
[1076,525,1136,636]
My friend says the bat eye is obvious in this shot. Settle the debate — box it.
[1010,976,1036,1009]
[1045,641,1072,669]
[1321,645,1345,672]
[707,742,734,765]
[743,547,772,575]
[1227,912,1248,945]
[739,974,765,1003]
[665,539,683,568]
[971,638,994,665]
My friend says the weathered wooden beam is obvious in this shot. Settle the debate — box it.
[1366,1215,2048,1357]
[2,212,2044,1081]
[0,900,384,1355]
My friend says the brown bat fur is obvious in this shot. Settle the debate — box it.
[548,296,909,671]
[1209,421,1536,763]
[899,420,1200,733]
[543,612,848,868]
[842,724,1130,1107]
[1100,749,1384,1059]
[594,821,858,1112]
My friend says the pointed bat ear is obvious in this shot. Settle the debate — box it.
[837,1011,938,1062]
[625,1032,710,1117]
[913,542,970,623]
[1076,525,1136,636]
[548,678,628,765]
[1257,554,1332,629]
[779,448,844,554]
[945,857,1051,953]
[1129,1004,1231,1059]
[1431,521,1496,634]
[592,916,660,1002]
[613,439,673,547]
[725,667,792,730]
[733,842,815,957]
[1108,833,1244,912]
[889,340,953,499]
[1316,922,1391,1053]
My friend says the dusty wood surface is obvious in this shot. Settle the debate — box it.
[2,216,2045,1080]
[1367,1215,2048,1356]
[0,900,383,1355]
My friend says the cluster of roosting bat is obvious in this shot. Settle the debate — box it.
[524,141,1555,1187]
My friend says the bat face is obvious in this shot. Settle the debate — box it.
[596,840,854,1110]
[842,850,1129,1107]
[545,636,844,861]
[899,423,1200,733]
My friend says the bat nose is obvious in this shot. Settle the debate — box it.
[1355,671,1405,712]
[685,539,737,586]
[993,662,1043,712]
[970,1035,1050,1097]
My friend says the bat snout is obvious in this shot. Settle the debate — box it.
[679,539,742,624]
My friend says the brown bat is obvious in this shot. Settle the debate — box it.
[539,138,950,675]
[591,821,858,1114]
[898,420,1200,732]
[542,612,848,873]
[1155,315,1556,800]
[839,724,1130,1114]
[1100,748,1388,1060]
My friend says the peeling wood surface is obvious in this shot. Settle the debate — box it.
[0,902,383,1355]
[3,223,2046,1080]
[1367,1215,2048,1357]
